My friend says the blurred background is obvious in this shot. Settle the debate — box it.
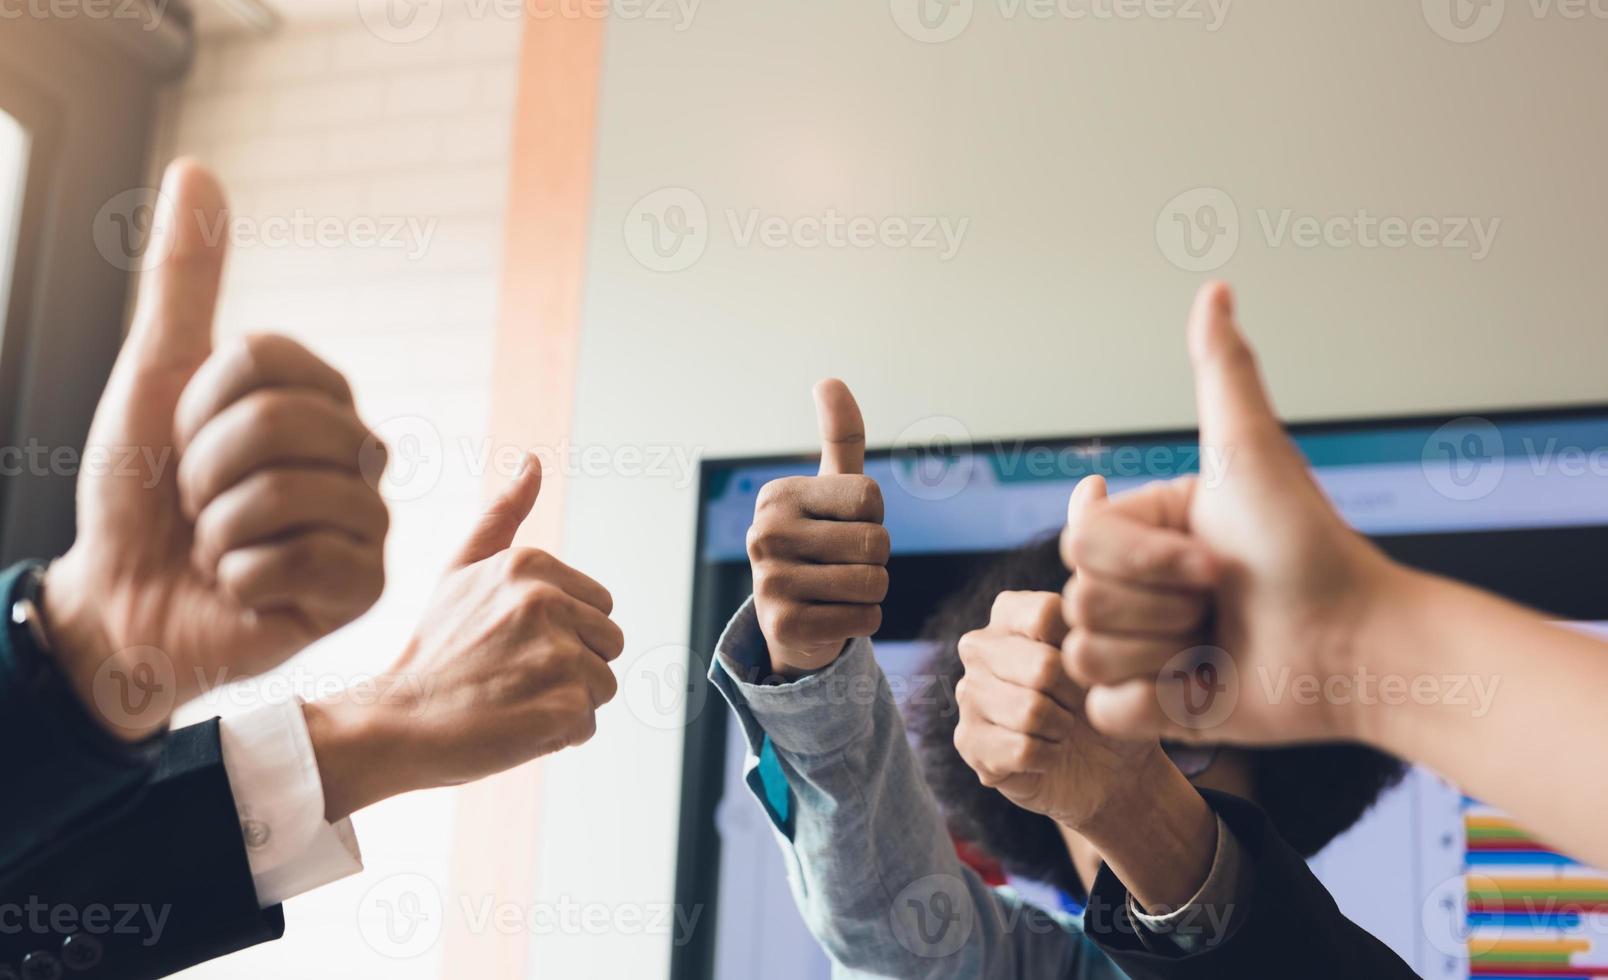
[1,1,1605,978]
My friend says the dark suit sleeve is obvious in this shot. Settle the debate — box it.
[0,561,161,872]
[1081,789,1418,980]
[0,719,285,979]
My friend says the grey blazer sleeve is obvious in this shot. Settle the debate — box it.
[708,597,1125,980]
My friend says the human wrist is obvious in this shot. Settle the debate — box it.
[39,553,150,740]
[1344,561,1456,750]
[40,553,110,678]
[1289,541,1421,744]
[767,639,847,681]
[1072,748,1217,911]
[303,695,403,822]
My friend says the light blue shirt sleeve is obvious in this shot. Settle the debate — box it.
[708,597,1127,980]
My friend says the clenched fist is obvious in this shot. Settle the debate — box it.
[1060,474,1218,695]
[1062,284,1394,745]
[44,161,387,739]
[306,455,624,821]
[953,591,1161,831]
[749,380,891,678]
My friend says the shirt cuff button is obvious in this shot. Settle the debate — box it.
[243,818,272,849]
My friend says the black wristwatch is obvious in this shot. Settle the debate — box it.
[10,564,56,666]
[8,563,67,697]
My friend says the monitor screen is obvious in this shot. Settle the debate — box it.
[672,407,1608,980]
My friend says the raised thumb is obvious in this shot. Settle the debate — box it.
[1187,282,1283,462]
[1065,473,1109,535]
[125,158,228,373]
[452,453,543,567]
[813,378,866,476]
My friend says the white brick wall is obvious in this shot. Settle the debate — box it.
[159,12,525,980]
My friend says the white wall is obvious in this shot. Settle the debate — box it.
[542,3,1608,979]
[158,10,523,979]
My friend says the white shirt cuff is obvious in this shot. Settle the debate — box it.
[1128,814,1246,952]
[217,698,364,908]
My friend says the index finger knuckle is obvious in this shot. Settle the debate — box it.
[1005,735,1041,772]
[1019,694,1056,732]
[1067,578,1110,628]
[1027,647,1064,692]
[849,477,884,521]
[957,629,988,667]
[508,547,557,579]
[756,477,804,515]
[1028,593,1065,642]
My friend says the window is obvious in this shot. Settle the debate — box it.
[0,15,190,563]
[0,111,30,346]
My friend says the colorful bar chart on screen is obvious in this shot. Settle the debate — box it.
[1463,800,1608,979]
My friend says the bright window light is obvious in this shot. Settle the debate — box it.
[0,110,31,338]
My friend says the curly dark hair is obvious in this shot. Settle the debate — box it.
[908,534,1409,901]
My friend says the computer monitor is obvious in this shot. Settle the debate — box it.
[671,406,1608,980]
